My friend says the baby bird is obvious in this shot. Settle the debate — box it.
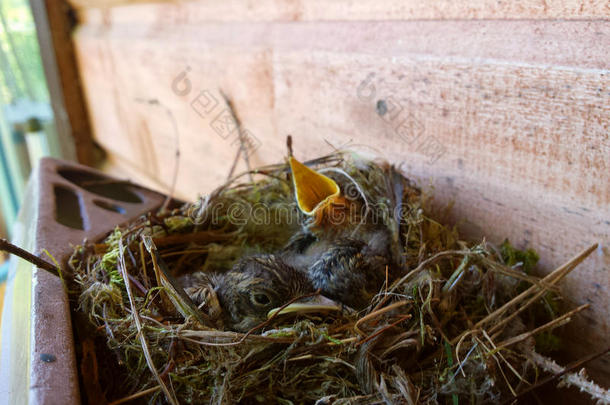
[182,157,410,331]
[282,231,390,310]
[183,255,338,332]
[301,237,389,309]
[284,157,398,308]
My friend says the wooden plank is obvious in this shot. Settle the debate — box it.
[73,18,610,382]
[73,19,610,69]
[0,187,35,404]
[72,0,610,20]
[73,19,610,201]
[30,0,94,165]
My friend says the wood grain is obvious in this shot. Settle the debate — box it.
[72,0,610,20]
[74,15,610,383]
[30,0,94,165]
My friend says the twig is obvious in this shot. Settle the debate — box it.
[176,290,324,347]
[142,235,208,325]
[451,243,597,345]
[220,90,253,181]
[118,237,178,405]
[476,335,517,396]
[489,280,559,336]
[108,385,161,405]
[496,303,589,350]
[488,244,597,335]
[506,348,610,405]
[226,139,243,182]
[177,330,294,345]
[138,242,150,289]
[355,300,410,336]
[134,98,180,212]
[357,314,412,347]
[389,250,477,295]
[482,330,529,385]
[286,135,293,157]
[422,245,594,370]
[0,238,59,277]
[452,339,478,380]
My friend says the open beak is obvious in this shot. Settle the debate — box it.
[289,157,342,219]
[267,295,343,319]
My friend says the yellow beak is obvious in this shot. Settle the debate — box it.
[289,157,342,218]
[267,295,343,319]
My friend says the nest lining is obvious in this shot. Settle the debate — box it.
[68,152,589,405]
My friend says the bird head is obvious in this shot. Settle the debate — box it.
[202,255,339,332]
[289,157,352,226]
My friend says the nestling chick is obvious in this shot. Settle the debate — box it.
[183,255,314,332]
[285,157,397,309]
[306,238,389,309]
[282,232,390,310]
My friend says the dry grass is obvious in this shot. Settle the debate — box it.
[68,152,600,404]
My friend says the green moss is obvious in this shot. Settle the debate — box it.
[500,239,539,274]
[165,216,194,232]
[322,332,342,345]
[67,152,573,404]
[535,331,562,354]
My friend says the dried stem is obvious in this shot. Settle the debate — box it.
[389,250,476,295]
[357,314,412,347]
[221,90,253,181]
[133,97,180,212]
[68,152,601,404]
[355,300,410,336]
[450,243,597,345]
[108,386,161,405]
[488,244,597,335]
[118,237,178,405]
[152,230,233,247]
[496,303,590,349]
[512,349,610,404]
[143,235,207,325]
[0,238,59,277]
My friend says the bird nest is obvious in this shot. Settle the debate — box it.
[68,152,600,404]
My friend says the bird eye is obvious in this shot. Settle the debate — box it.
[251,292,271,306]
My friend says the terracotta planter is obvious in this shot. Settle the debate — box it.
[0,158,165,404]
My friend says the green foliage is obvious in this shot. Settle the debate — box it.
[535,331,562,354]
[500,241,562,355]
[68,153,570,404]
[0,0,49,103]
[500,239,540,274]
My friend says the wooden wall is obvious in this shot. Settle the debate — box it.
[69,0,609,383]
